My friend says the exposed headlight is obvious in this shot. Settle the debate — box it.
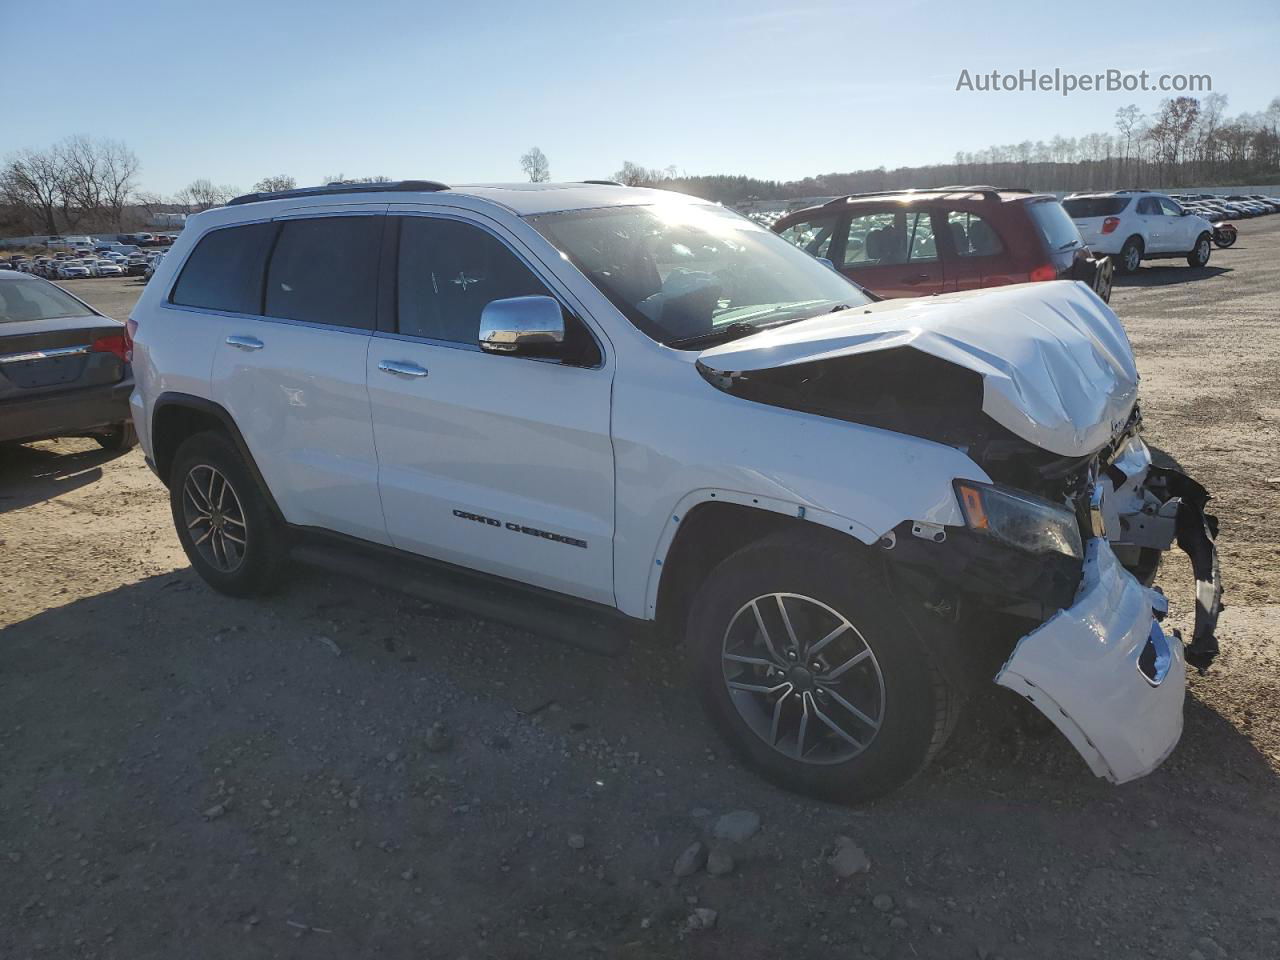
[954,481,1083,560]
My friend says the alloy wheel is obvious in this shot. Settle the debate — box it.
[1125,246,1140,271]
[721,593,886,765]
[182,464,248,573]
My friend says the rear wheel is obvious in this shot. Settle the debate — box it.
[95,421,137,451]
[685,529,958,803]
[1116,237,1143,274]
[169,431,287,597]
[1187,232,1212,268]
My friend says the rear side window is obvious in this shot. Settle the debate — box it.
[1062,197,1130,218]
[945,211,1004,256]
[1026,200,1083,251]
[264,216,382,329]
[396,217,551,344]
[170,222,276,314]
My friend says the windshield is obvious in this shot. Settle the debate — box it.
[0,278,96,322]
[528,203,870,348]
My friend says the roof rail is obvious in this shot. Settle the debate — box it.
[581,179,623,186]
[821,184,1036,208]
[227,179,450,206]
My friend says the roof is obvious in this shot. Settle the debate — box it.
[225,181,704,217]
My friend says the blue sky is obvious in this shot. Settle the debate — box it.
[6,0,1278,195]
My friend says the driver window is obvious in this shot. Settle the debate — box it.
[1158,197,1183,217]
[843,212,897,266]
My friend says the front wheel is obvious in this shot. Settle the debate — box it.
[685,530,958,803]
[1187,232,1212,268]
[169,430,288,597]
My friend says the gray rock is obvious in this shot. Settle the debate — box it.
[830,836,871,878]
[889,916,909,930]
[706,847,735,876]
[673,842,706,878]
[684,907,718,933]
[567,833,586,850]
[712,810,760,842]
[202,803,227,821]
[423,722,452,753]
[872,893,895,912]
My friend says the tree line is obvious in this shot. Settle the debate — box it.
[636,94,1280,204]
[4,94,1276,236]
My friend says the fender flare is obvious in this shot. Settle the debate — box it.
[151,391,285,522]
[641,487,880,619]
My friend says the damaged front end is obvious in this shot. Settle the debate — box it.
[695,284,1221,783]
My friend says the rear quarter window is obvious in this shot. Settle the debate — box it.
[170,222,277,314]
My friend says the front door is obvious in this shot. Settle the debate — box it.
[838,209,945,297]
[1157,196,1195,252]
[366,211,616,605]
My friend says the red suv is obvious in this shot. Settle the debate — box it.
[771,186,1112,302]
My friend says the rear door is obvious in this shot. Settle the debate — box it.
[940,208,1011,289]
[193,208,389,545]
[838,208,945,297]
[1135,196,1166,251]
[366,209,616,604]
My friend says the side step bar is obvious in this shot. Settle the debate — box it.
[291,537,636,657]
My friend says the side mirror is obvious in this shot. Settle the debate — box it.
[479,295,565,355]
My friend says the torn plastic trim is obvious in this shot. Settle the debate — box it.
[996,538,1186,784]
[1146,466,1222,672]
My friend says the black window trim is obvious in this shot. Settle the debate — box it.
[378,210,606,369]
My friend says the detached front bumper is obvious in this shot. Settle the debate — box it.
[996,537,1185,783]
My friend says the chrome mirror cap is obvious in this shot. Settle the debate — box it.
[479,295,565,354]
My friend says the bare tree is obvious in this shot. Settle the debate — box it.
[1,147,67,234]
[252,174,296,193]
[174,179,239,212]
[520,147,551,183]
[322,173,392,184]
[612,161,676,186]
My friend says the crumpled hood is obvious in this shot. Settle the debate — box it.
[698,281,1139,458]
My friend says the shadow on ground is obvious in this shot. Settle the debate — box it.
[1115,264,1230,288]
[0,441,129,513]
[2,565,1278,960]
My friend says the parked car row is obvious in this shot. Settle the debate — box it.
[0,249,163,279]
[1172,193,1280,218]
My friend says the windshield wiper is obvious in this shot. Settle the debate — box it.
[668,321,760,349]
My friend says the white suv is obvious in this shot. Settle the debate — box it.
[1063,191,1214,274]
[128,181,1222,801]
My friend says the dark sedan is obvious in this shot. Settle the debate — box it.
[0,272,135,449]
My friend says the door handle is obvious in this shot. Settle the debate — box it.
[900,274,930,284]
[378,360,429,379]
[225,335,264,351]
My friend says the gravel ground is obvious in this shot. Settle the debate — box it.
[3,225,1279,960]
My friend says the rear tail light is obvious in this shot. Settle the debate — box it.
[1101,217,1121,234]
[124,318,137,363]
[1029,264,1058,282]
[91,333,129,363]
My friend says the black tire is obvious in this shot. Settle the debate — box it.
[685,529,958,803]
[169,430,287,597]
[1116,236,1143,274]
[95,421,137,451]
[1187,232,1212,268]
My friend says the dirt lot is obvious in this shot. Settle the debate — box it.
[3,228,1279,960]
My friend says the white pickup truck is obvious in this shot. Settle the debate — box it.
[127,181,1221,802]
